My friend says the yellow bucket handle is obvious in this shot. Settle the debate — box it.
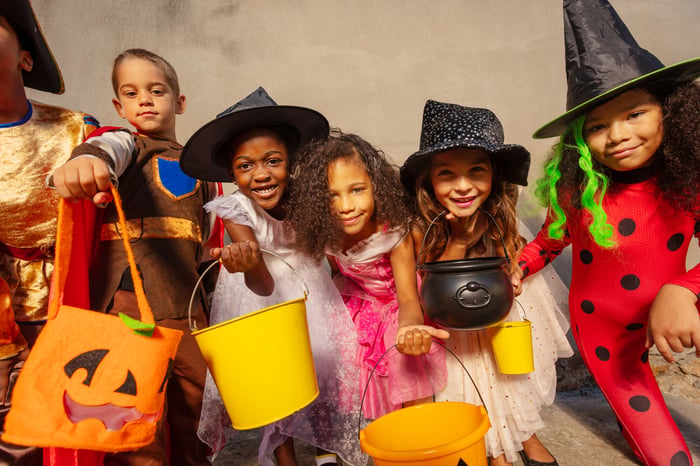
[491,298,528,327]
[187,248,309,332]
[358,340,487,434]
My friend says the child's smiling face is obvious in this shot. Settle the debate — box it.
[430,148,493,219]
[112,57,185,141]
[229,129,289,217]
[327,155,377,244]
[583,88,663,172]
[0,16,32,80]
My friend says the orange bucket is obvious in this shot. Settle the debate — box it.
[359,343,490,466]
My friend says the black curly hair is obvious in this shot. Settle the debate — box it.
[286,130,412,262]
[535,80,700,246]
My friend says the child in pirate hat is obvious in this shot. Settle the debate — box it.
[0,1,98,463]
[518,0,700,464]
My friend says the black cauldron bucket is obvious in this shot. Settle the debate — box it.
[417,211,513,330]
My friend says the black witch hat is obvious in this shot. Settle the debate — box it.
[400,100,530,189]
[0,0,64,94]
[533,0,700,139]
[180,87,329,182]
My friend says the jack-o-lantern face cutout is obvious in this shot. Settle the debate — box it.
[62,348,174,431]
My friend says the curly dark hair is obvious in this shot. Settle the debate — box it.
[536,81,700,245]
[412,156,526,277]
[286,130,412,262]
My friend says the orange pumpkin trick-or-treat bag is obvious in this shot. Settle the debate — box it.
[2,186,182,452]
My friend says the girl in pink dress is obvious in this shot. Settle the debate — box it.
[287,131,448,420]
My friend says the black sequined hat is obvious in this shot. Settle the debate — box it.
[533,0,700,139]
[400,100,530,189]
[0,0,64,94]
[180,87,329,182]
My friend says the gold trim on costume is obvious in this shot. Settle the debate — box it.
[100,217,202,243]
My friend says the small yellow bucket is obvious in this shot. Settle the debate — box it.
[360,402,490,466]
[487,319,534,375]
[359,343,490,466]
[189,253,318,430]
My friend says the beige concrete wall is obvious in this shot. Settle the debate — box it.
[26,0,700,279]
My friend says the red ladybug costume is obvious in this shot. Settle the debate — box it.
[520,172,699,466]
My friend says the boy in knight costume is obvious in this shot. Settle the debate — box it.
[51,48,220,465]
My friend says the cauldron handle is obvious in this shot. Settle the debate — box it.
[416,209,510,267]
[358,341,487,434]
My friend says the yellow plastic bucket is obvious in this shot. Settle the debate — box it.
[487,319,534,375]
[188,253,318,430]
[360,402,490,466]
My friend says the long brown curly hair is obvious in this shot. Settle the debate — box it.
[536,80,700,218]
[412,155,525,277]
[286,130,412,262]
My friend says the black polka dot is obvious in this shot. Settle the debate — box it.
[618,218,636,236]
[595,346,610,361]
[538,249,547,256]
[522,266,530,278]
[580,249,593,264]
[670,450,690,466]
[626,323,644,331]
[641,350,648,364]
[575,325,579,336]
[518,260,526,267]
[667,233,684,252]
[629,395,650,412]
[581,300,595,314]
[621,274,640,290]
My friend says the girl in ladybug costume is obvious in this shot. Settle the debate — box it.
[518,1,700,465]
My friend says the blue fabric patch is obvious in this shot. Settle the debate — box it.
[156,157,198,198]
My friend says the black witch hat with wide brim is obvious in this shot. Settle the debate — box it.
[400,100,530,189]
[180,87,329,182]
[0,0,64,94]
[533,0,700,139]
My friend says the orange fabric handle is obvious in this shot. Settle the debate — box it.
[49,185,155,324]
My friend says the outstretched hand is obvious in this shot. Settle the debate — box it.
[645,284,700,363]
[211,240,263,274]
[396,325,450,356]
[52,157,113,205]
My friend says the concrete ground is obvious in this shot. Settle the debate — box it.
[212,388,700,465]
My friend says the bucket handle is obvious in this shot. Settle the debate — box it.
[187,248,309,332]
[493,298,528,325]
[416,209,510,268]
[358,340,487,434]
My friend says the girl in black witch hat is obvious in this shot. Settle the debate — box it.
[519,0,700,464]
[401,100,572,466]
[180,87,364,466]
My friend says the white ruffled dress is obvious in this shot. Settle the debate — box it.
[197,191,366,466]
[434,223,573,463]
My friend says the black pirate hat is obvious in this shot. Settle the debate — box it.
[533,0,700,139]
[0,0,64,94]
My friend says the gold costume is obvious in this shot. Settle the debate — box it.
[0,101,97,324]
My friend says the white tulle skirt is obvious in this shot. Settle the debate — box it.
[435,262,573,463]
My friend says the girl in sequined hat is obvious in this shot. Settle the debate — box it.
[519,1,700,464]
[401,100,573,466]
